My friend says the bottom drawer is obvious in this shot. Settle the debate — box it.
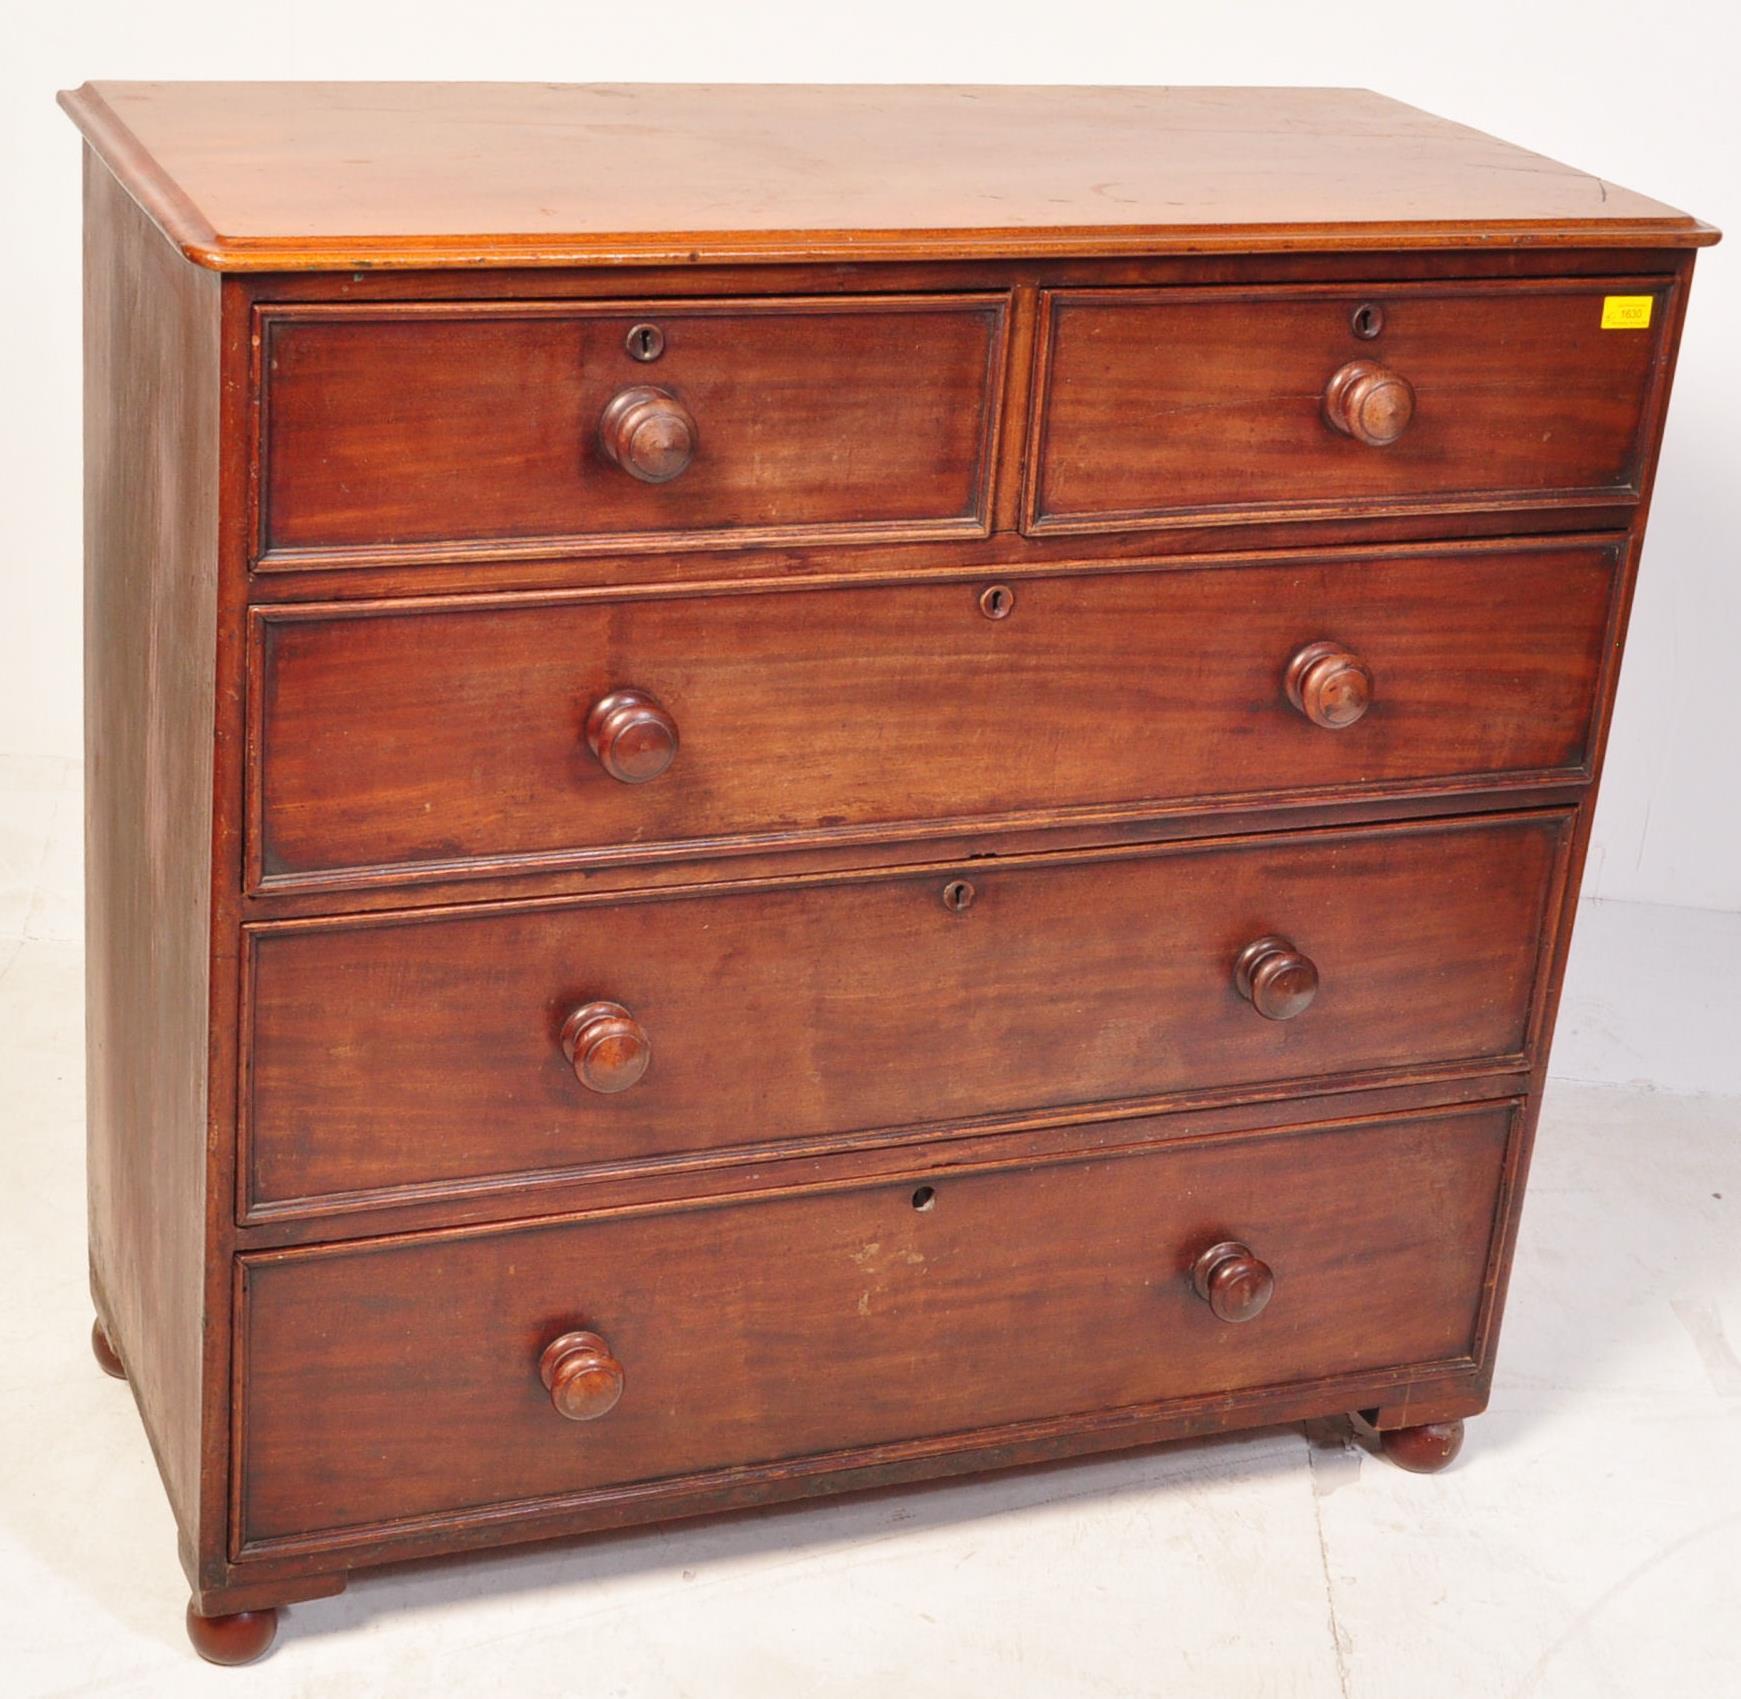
[235,1102,1517,1551]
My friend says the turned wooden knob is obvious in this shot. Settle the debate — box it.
[598,385,697,482]
[1192,1241,1275,1324]
[585,688,678,784]
[539,1330,625,1421]
[562,1001,651,1093]
[1323,359,1415,446]
[1233,935,1320,1021]
[1285,640,1373,729]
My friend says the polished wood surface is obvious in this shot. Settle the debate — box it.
[559,1001,652,1096]
[185,1603,278,1666]
[1232,935,1322,1023]
[1377,1418,1467,1473]
[63,82,1710,1653]
[1191,1241,1277,1325]
[235,1104,1513,1547]
[233,1075,1535,1250]
[537,1330,626,1422]
[1285,640,1374,730]
[91,1317,126,1380]
[584,690,680,787]
[1322,359,1416,446]
[255,296,1007,564]
[1028,282,1668,534]
[58,83,1714,272]
[241,815,1565,1215]
[80,152,223,1564]
[597,385,699,485]
[250,545,1617,890]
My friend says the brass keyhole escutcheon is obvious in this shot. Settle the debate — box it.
[1350,302,1384,340]
[626,322,666,362]
[942,879,976,914]
[979,584,1015,620]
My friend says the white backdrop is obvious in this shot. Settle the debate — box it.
[5,0,1734,909]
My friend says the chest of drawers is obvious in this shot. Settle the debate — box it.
[59,81,1714,1664]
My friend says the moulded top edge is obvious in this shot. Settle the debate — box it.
[60,81,1718,274]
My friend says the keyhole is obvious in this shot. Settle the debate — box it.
[978,583,1015,620]
[1351,302,1384,340]
[626,323,665,362]
[911,1186,937,1212]
[941,879,976,914]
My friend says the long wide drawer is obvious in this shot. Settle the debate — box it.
[241,813,1567,1217]
[234,1101,1517,1551]
[254,294,1009,566]
[1026,279,1670,535]
[249,542,1617,890]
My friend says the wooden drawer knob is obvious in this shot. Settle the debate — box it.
[1285,640,1373,729]
[599,385,697,483]
[1323,359,1415,446]
[1192,1241,1275,1324]
[562,1000,651,1093]
[1233,935,1319,1021]
[585,688,678,784]
[539,1330,625,1421]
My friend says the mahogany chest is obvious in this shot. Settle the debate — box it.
[58,81,1714,1663]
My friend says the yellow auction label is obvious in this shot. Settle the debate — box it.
[1601,295,1654,330]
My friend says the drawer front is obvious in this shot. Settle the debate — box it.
[235,1102,1516,1549]
[251,543,1616,890]
[243,814,1565,1216]
[1026,280,1669,535]
[256,295,1008,565]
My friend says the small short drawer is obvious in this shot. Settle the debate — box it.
[1025,279,1670,535]
[249,541,1618,891]
[253,294,1009,567]
[240,813,1566,1218]
[233,1101,1518,1552]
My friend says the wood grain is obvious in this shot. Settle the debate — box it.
[251,544,1617,889]
[57,83,1715,272]
[241,814,1567,1215]
[255,296,1007,565]
[59,81,1713,1639]
[235,1102,1515,1548]
[1027,281,1669,533]
[81,149,222,1556]
[230,1069,1534,1249]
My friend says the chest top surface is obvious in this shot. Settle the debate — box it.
[58,81,1714,272]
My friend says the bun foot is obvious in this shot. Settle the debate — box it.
[91,1318,125,1380]
[186,1601,278,1665]
[1378,1418,1465,1474]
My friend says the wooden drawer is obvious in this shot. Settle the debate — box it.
[250,542,1616,891]
[1025,280,1670,536]
[254,295,1009,567]
[241,813,1566,1218]
[234,1101,1517,1551]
